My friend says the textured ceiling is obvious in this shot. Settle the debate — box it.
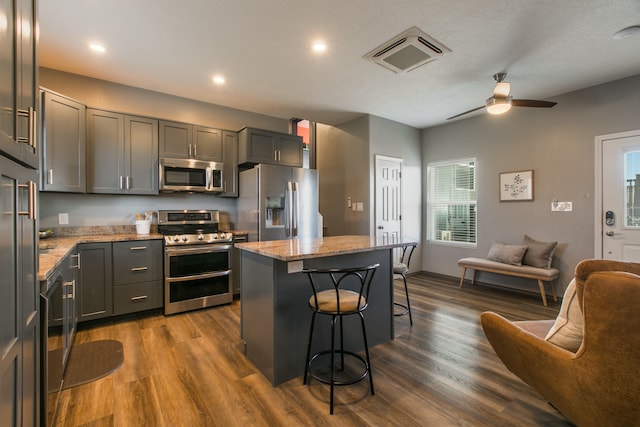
[39,0,640,129]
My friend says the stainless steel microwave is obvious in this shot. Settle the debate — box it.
[159,158,224,193]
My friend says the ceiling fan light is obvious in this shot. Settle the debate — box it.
[486,97,512,115]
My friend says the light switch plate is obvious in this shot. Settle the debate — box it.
[551,201,572,212]
[356,202,364,212]
[58,212,69,224]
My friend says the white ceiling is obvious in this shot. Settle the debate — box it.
[39,0,640,129]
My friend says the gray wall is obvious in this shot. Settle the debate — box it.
[421,73,640,294]
[316,114,422,270]
[38,68,291,229]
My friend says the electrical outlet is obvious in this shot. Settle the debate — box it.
[58,213,69,225]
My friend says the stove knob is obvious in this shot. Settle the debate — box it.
[197,234,204,241]
[173,236,180,242]
[181,235,189,242]
[212,233,218,239]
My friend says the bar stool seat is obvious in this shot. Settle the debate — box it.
[393,244,417,325]
[302,264,380,414]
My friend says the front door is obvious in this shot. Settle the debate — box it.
[375,155,402,246]
[599,130,640,261]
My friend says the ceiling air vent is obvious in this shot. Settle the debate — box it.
[364,26,451,73]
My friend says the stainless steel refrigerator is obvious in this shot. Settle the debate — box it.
[238,164,320,242]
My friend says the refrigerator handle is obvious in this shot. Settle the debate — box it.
[284,182,293,237]
[292,182,299,237]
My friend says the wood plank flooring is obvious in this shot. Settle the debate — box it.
[53,273,574,427]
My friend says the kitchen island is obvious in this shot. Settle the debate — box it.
[235,235,416,386]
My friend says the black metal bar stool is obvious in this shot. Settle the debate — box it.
[302,263,380,414]
[393,244,417,325]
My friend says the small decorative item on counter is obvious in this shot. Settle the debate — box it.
[135,212,152,234]
[39,229,54,239]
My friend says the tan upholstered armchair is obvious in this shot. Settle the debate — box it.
[480,259,640,427]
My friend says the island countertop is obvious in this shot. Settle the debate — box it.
[235,235,416,262]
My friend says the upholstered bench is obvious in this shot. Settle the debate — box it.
[458,257,559,306]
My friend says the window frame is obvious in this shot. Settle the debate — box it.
[426,158,477,248]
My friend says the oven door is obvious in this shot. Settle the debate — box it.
[164,244,233,315]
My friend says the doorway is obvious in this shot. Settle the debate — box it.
[596,129,640,260]
[375,155,403,244]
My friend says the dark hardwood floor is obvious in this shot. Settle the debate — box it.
[53,273,574,426]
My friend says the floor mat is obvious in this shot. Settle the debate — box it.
[48,339,124,392]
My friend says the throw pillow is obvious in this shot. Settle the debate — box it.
[522,235,558,269]
[486,241,528,266]
[544,278,583,352]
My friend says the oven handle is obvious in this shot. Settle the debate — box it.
[165,244,232,255]
[165,270,231,283]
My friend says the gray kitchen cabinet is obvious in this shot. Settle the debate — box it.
[112,240,163,315]
[41,89,86,193]
[238,127,303,167]
[77,242,113,322]
[0,0,38,169]
[159,120,223,162]
[219,130,238,197]
[87,109,159,194]
[0,155,39,427]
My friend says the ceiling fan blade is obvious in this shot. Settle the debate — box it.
[493,81,511,98]
[511,99,557,108]
[446,105,485,120]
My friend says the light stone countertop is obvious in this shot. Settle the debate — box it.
[38,233,163,283]
[234,235,416,262]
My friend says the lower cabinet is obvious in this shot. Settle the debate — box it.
[112,240,163,315]
[77,242,113,322]
[76,239,163,322]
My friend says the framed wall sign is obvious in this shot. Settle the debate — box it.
[499,170,533,201]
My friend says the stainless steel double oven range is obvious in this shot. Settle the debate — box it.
[158,210,233,315]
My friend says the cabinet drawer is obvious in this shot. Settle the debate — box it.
[113,280,162,315]
[113,240,162,285]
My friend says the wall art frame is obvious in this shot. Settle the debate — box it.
[499,170,534,201]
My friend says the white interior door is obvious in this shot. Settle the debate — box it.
[599,131,640,260]
[375,155,402,245]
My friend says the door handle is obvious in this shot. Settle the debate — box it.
[606,230,616,236]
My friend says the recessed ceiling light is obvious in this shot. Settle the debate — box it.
[613,25,640,40]
[312,41,327,53]
[89,43,106,53]
[212,75,225,85]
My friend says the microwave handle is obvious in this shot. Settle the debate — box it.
[206,167,212,190]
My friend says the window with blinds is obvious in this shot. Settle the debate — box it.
[427,159,477,246]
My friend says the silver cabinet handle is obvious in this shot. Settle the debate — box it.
[130,267,148,272]
[47,169,53,185]
[193,144,197,157]
[126,176,131,190]
[119,176,124,189]
[188,144,192,157]
[71,253,81,269]
[129,246,147,251]
[17,181,37,220]
[130,295,148,302]
[30,108,36,150]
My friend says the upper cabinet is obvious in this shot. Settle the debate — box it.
[0,0,38,168]
[238,127,302,168]
[41,89,86,193]
[219,131,238,197]
[87,109,158,194]
[159,121,223,162]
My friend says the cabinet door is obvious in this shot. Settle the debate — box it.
[0,0,18,162]
[193,126,222,161]
[87,109,125,193]
[159,121,191,158]
[78,243,113,322]
[15,0,38,168]
[219,131,238,197]
[0,155,38,427]
[126,115,158,194]
[41,90,86,193]
[277,134,303,167]
[243,129,277,164]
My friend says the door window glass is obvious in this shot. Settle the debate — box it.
[625,151,640,227]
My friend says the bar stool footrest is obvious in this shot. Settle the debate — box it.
[393,302,410,317]
[308,350,370,386]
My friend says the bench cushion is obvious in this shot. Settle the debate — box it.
[458,257,559,280]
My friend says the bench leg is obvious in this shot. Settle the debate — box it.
[459,267,467,288]
[550,280,558,302]
[537,280,548,307]
[471,270,477,285]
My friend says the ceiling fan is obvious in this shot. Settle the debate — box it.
[447,73,557,120]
